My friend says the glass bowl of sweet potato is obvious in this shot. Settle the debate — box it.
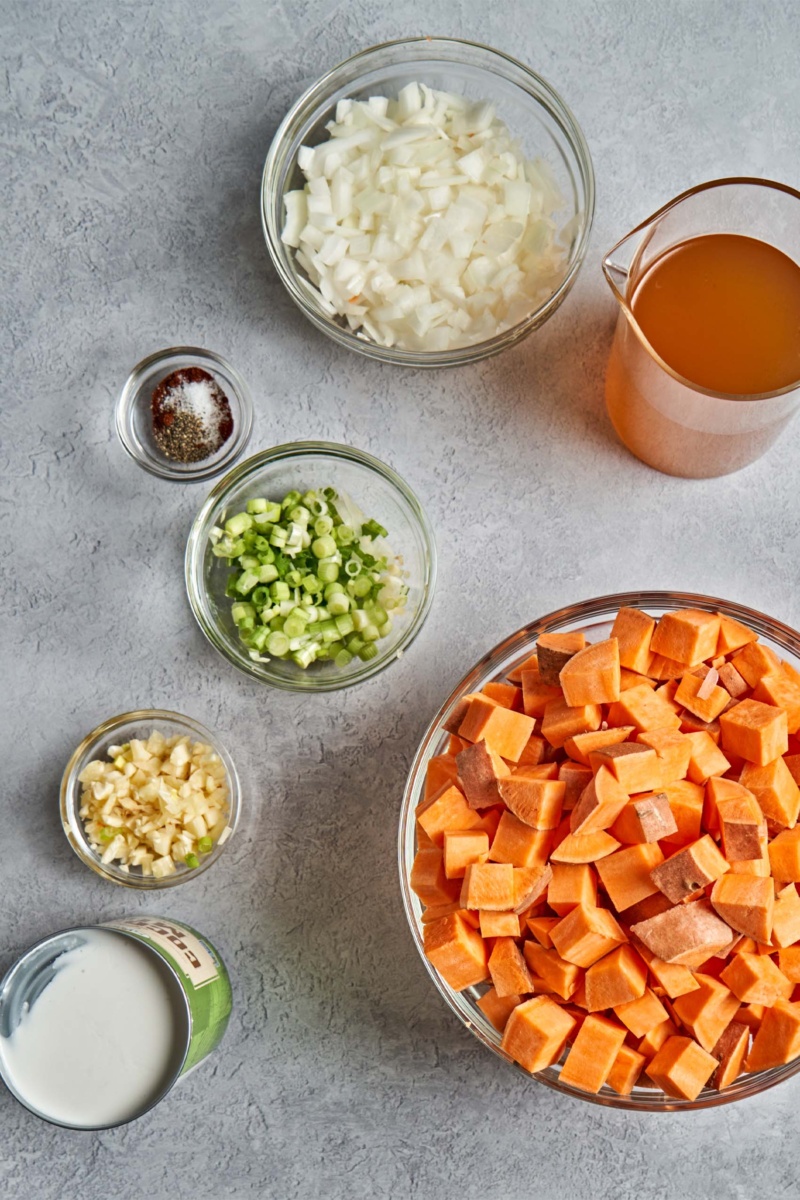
[399,590,800,1109]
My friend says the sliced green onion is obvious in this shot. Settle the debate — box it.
[317,561,339,584]
[198,836,213,854]
[213,486,407,672]
[185,853,200,869]
[267,631,290,656]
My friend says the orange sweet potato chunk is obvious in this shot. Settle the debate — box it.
[559,1013,627,1093]
[710,873,774,943]
[672,973,740,1052]
[719,699,788,767]
[639,948,699,999]
[477,986,521,1031]
[745,1000,800,1073]
[606,1044,647,1095]
[481,681,523,710]
[423,913,489,991]
[443,830,490,880]
[719,952,793,1005]
[558,761,593,811]
[630,900,735,969]
[772,884,800,948]
[548,862,597,915]
[489,812,552,869]
[589,742,663,794]
[778,946,800,983]
[731,642,782,689]
[559,639,621,707]
[675,672,731,723]
[425,754,459,800]
[637,1018,678,1059]
[610,793,677,845]
[596,843,665,912]
[711,1021,750,1090]
[645,1035,718,1100]
[417,783,483,845]
[537,632,586,685]
[650,835,729,905]
[501,995,577,1073]
[660,780,705,847]
[456,741,510,810]
[607,684,682,733]
[460,862,515,911]
[740,758,800,829]
[488,937,535,998]
[411,847,461,906]
[512,864,552,913]
[527,915,560,948]
[716,615,758,656]
[479,911,521,938]
[541,696,602,749]
[613,988,669,1038]
[637,729,693,786]
[523,942,582,1000]
[564,726,635,767]
[585,945,648,1011]
[550,830,621,864]
[611,607,655,674]
[570,766,630,835]
[520,668,561,718]
[752,672,800,735]
[650,610,721,666]
[498,772,565,830]
[768,827,800,882]
[717,791,765,861]
[459,697,535,763]
[550,903,627,968]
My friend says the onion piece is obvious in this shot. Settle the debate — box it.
[282,84,573,351]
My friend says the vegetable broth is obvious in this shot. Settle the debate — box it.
[605,232,800,477]
[631,234,800,395]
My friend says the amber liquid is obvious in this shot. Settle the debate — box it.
[606,233,800,476]
[632,234,800,394]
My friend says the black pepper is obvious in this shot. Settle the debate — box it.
[151,367,234,463]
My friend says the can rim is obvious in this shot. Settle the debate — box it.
[0,924,193,1131]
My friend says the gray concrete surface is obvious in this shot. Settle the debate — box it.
[3,1,800,1197]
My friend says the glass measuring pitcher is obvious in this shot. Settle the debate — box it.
[603,178,800,478]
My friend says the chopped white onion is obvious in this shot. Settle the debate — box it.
[282,83,573,352]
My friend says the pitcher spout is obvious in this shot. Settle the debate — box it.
[602,220,658,307]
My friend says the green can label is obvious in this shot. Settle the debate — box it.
[103,917,232,1074]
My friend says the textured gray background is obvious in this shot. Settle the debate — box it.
[3,1,800,1197]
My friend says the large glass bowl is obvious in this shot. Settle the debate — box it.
[185,442,437,691]
[60,709,241,889]
[399,590,800,1110]
[261,37,595,367]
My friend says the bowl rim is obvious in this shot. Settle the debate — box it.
[398,589,800,1110]
[60,708,241,889]
[115,345,254,483]
[184,440,438,692]
[261,35,596,368]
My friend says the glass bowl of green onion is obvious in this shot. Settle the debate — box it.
[185,442,437,691]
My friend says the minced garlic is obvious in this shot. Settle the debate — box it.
[78,730,231,878]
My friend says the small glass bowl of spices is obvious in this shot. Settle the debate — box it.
[116,347,254,482]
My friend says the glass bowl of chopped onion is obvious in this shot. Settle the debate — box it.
[261,37,594,367]
[60,710,241,888]
[185,442,437,691]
